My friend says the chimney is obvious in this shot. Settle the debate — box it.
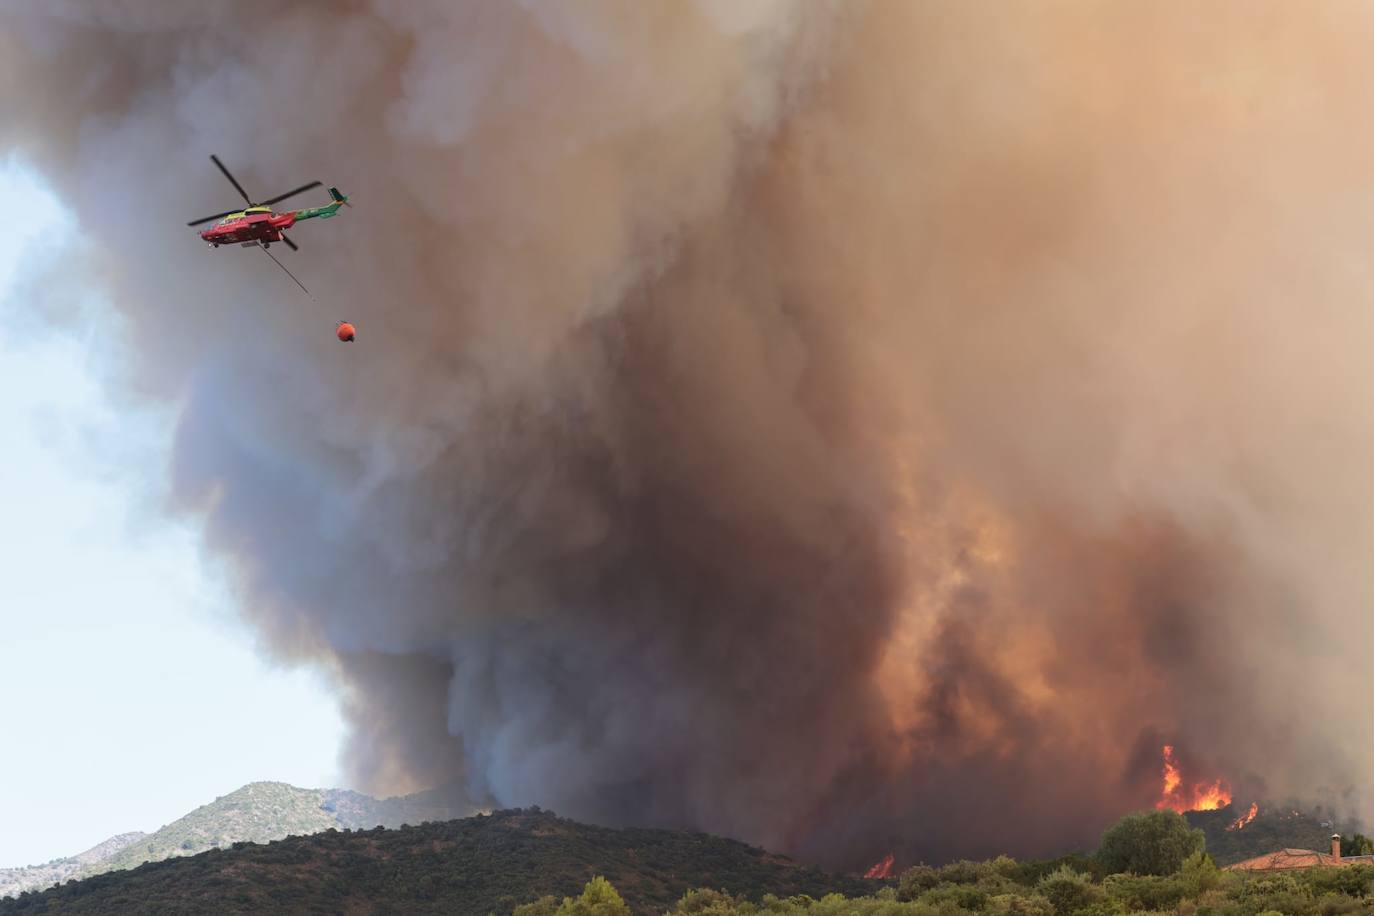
[1332,834,1342,862]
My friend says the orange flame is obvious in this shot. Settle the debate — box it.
[865,853,895,879]
[1154,745,1232,812]
[1161,744,1182,797]
[1227,801,1259,831]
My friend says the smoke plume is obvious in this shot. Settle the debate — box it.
[5,0,1374,870]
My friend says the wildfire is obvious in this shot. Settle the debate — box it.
[1227,801,1259,831]
[1154,745,1232,812]
[865,853,895,879]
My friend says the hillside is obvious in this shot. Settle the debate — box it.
[97,780,472,874]
[1,781,473,899]
[0,835,145,900]
[5,795,1361,912]
[0,808,882,916]
[1185,803,1361,866]
[320,784,476,831]
[98,782,338,874]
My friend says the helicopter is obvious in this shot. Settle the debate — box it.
[186,154,350,293]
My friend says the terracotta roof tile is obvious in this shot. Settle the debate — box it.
[1224,848,1347,871]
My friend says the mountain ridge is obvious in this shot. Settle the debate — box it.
[0,833,147,900]
[0,807,883,915]
[0,780,473,899]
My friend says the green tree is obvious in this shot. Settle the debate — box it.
[557,876,632,916]
[1178,850,1222,897]
[1095,809,1205,876]
[515,878,633,916]
[1341,833,1374,857]
[514,896,560,916]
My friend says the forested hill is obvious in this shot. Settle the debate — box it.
[0,808,882,916]
[1185,803,1362,865]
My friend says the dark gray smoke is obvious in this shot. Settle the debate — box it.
[5,0,1374,871]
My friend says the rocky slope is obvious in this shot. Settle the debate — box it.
[0,781,471,899]
[0,833,145,899]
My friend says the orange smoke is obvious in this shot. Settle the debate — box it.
[864,853,895,879]
[1154,745,1232,812]
[1227,801,1259,831]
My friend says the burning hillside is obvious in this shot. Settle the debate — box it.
[1154,746,1232,814]
[863,854,895,880]
[1229,803,1260,832]
[1188,804,1362,867]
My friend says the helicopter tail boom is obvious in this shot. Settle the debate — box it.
[290,187,350,222]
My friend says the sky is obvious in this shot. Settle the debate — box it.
[0,157,347,867]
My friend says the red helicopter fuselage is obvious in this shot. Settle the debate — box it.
[200,207,298,247]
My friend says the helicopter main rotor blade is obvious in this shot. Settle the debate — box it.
[210,154,253,205]
[280,233,299,252]
[258,181,322,208]
[259,242,309,295]
[187,208,241,227]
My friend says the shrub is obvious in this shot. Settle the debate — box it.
[1306,864,1374,898]
[939,860,988,885]
[1312,892,1365,915]
[899,865,943,900]
[1235,871,1313,916]
[986,892,1055,916]
[918,882,989,911]
[1011,854,1107,887]
[1037,865,1104,916]
[1068,902,1128,916]
[673,888,754,914]
[1102,873,1189,911]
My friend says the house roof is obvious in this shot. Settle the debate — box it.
[1224,848,1343,871]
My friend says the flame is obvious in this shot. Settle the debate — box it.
[1227,801,1259,831]
[1160,744,1182,797]
[1154,745,1232,812]
[865,853,895,879]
